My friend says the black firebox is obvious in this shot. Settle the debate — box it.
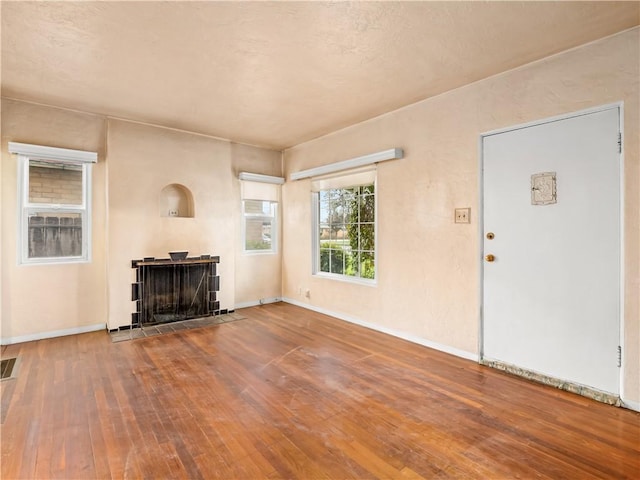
[131,255,220,326]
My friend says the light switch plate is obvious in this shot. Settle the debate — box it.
[454,207,471,224]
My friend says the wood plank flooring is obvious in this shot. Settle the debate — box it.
[1,302,639,479]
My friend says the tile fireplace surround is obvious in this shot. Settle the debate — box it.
[131,255,220,327]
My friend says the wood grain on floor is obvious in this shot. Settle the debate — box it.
[1,302,638,479]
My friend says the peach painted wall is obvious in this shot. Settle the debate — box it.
[106,120,232,328]
[1,100,282,338]
[282,29,640,403]
[106,121,282,329]
[231,143,283,306]
[1,99,108,340]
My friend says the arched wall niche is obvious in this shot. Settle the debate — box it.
[160,183,194,218]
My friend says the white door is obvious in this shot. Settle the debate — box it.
[482,107,621,395]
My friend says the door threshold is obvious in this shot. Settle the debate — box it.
[480,358,620,407]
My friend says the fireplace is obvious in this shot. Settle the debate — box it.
[131,255,220,326]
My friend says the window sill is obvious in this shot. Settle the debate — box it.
[242,250,277,256]
[20,257,90,266]
[313,271,377,286]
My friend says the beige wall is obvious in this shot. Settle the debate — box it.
[106,120,235,328]
[282,29,640,403]
[231,143,283,306]
[1,99,108,340]
[1,100,282,338]
[106,121,282,328]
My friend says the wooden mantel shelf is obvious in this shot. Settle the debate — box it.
[131,256,220,268]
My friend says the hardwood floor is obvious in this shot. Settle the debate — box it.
[1,302,638,479]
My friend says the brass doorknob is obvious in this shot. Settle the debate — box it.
[485,254,496,262]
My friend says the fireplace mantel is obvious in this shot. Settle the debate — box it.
[132,256,220,267]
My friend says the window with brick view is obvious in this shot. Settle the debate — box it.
[10,142,96,265]
[29,162,83,205]
[26,162,85,258]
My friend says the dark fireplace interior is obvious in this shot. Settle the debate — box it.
[132,256,220,326]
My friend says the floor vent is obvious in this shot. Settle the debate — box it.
[1,358,18,380]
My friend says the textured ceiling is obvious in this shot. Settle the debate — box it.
[2,1,638,150]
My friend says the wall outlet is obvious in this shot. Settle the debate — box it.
[454,207,471,224]
[169,210,179,217]
[304,289,310,298]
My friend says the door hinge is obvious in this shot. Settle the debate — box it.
[617,345,622,367]
[618,132,622,153]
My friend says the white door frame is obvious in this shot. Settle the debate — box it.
[477,102,625,401]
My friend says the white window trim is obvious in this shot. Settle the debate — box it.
[311,178,378,285]
[242,199,278,255]
[11,142,96,265]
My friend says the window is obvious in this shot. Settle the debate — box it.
[240,176,280,254]
[10,142,96,264]
[314,180,376,281]
[243,200,277,253]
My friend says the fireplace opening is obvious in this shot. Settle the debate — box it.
[132,255,220,326]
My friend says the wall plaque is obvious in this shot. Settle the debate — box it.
[531,172,557,205]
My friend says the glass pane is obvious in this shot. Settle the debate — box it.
[360,253,375,279]
[28,212,82,258]
[319,193,330,224]
[245,217,272,250]
[359,224,375,251]
[345,251,358,277]
[325,189,338,225]
[337,188,350,223]
[244,199,260,214]
[334,202,346,224]
[245,199,268,214]
[29,161,83,205]
[343,189,355,220]
[330,248,345,274]
[319,248,331,273]
[327,190,336,225]
[360,184,375,196]
[360,194,375,222]
[319,224,330,241]
[330,225,346,241]
[339,227,350,246]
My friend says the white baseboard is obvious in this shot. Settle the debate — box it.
[281,297,477,362]
[234,297,281,309]
[1,323,106,345]
[621,398,640,412]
